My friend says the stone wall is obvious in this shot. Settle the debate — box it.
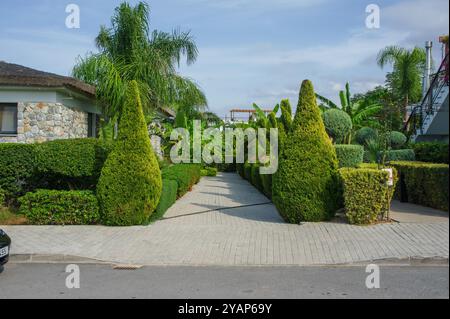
[0,102,88,143]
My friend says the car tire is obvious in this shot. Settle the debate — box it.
[0,265,4,274]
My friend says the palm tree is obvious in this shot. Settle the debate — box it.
[316,82,383,136]
[377,46,426,122]
[72,2,207,123]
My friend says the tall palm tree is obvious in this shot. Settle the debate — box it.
[72,2,207,122]
[377,46,426,122]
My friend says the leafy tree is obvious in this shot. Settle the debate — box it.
[322,109,352,144]
[273,80,339,223]
[316,83,383,141]
[377,46,427,122]
[72,2,207,122]
[97,81,162,226]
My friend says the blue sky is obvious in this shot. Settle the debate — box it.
[0,0,448,117]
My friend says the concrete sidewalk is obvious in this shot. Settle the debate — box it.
[2,173,449,266]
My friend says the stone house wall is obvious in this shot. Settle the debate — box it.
[0,102,88,143]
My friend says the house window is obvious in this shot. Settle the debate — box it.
[0,103,18,135]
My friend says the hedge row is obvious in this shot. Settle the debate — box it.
[334,145,364,168]
[201,167,218,177]
[150,179,178,223]
[0,139,111,202]
[412,142,449,164]
[162,164,201,197]
[18,190,100,225]
[391,161,449,211]
[339,167,398,225]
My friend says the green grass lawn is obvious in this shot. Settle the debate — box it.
[0,206,28,225]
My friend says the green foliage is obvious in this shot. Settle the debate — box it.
[412,142,449,164]
[250,164,264,193]
[19,190,100,225]
[280,99,293,132]
[334,145,364,168]
[391,161,449,211]
[339,168,397,225]
[355,127,378,146]
[0,143,36,201]
[243,162,252,181]
[385,149,415,161]
[175,109,188,128]
[150,179,178,222]
[272,80,340,223]
[322,109,353,144]
[236,163,245,178]
[162,164,201,197]
[0,188,5,206]
[389,131,407,149]
[35,138,111,189]
[97,81,162,226]
[260,173,272,199]
[201,167,218,177]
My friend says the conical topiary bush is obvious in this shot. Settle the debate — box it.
[272,80,339,223]
[97,81,162,226]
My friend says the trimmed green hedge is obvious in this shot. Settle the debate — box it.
[150,179,178,222]
[273,80,340,223]
[243,162,252,181]
[162,164,201,197]
[322,109,352,144]
[384,149,415,162]
[391,161,449,211]
[236,163,245,178]
[97,82,162,226]
[260,173,272,199]
[201,167,218,177]
[412,142,449,164]
[334,145,364,168]
[340,167,397,225]
[35,138,111,189]
[19,190,100,225]
[355,127,378,146]
[250,164,264,193]
[0,143,36,200]
[389,131,407,149]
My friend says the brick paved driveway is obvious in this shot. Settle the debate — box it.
[2,173,448,266]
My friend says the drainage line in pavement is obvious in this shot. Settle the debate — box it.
[161,202,273,221]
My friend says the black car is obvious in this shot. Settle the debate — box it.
[0,229,11,272]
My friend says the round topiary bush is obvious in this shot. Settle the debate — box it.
[272,80,340,223]
[355,127,378,146]
[97,81,162,226]
[334,145,364,168]
[322,109,352,144]
[389,131,407,149]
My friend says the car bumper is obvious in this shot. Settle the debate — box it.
[0,245,10,265]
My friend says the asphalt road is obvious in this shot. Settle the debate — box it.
[0,263,448,299]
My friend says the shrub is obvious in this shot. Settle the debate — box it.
[35,138,111,189]
[243,162,252,181]
[0,143,36,200]
[322,109,352,144]
[0,188,5,206]
[162,164,201,197]
[250,164,264,193]
[412,142,449,164]
[272,80,340,223]
[201,167,218,177]
[355,127,378,146]
[260,173,272,199]
[339,168,397,225]
[19,190,100,225]
[384,149,415,162]
[236,163,245,178]
[97,81,162,226]
[389,131,407,149]
[216,162,236,172]
[150,179,178,222]
[391,161,449,211]
[334,145,364,168]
